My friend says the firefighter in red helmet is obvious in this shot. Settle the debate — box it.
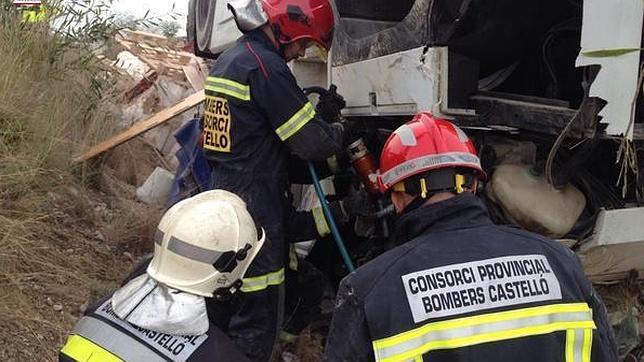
[202,0,348,360]
[324,113,617,362]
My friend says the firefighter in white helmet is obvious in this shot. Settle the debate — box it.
[59,190,265,362]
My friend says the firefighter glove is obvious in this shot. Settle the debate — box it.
[316,84,346,123]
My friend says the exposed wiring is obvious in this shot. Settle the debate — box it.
[616,62,644,198]
[478,63,519,91]
[541,19,581,98]
[545,107,582,187]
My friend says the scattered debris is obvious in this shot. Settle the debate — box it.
[136,167,175,205]
[72,92,204,164]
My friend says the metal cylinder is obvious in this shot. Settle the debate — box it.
[347,138,380,195]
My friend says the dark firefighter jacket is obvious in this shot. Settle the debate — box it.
[324,194,618,362]
[59,295,249,362]
[203,28,343,286]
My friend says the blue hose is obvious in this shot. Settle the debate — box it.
[307,162,356,272]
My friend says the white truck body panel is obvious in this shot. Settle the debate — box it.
[331,46,474,118]
[575,0,644,139]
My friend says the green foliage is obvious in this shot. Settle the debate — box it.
[0,1,120,199]
[158,19,180,38]
[582,48,643,58]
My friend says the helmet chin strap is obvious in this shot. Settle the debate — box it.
[212,279,243,302]
[269,24,287,57]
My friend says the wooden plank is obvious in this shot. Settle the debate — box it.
[73,92,205,164]
[183,64,206,91]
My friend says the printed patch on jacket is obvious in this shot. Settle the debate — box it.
[203,95,231,153]
[401,254,562,323]
[94,300,208,361]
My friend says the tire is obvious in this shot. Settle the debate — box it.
[186,0,197,46]
[194,0,217,53]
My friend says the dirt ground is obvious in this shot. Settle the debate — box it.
[0,140,165,361]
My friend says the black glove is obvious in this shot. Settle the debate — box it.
[339,189,373,218]
[335,119,360,146]
[316,84,346,123]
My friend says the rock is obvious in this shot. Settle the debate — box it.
[123,252,135,262]
[136,167,174,205]
[79,302,88,314]
[67,186,80,198]
[53,304,63,312]
[45,297,54,306]
[94,231,106,242]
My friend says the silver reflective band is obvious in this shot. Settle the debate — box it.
[380,152,481,188]
[372,303,595,362]
[167,236,223,264]
[154,229,164,246]
[73,316,168,362]
[567,328,592,362]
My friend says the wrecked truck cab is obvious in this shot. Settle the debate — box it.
[329,0,644,281]
[189,0,644,281]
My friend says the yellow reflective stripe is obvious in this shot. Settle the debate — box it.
[20,6,47,22]
[312,206,330,237]
[275,102,316,141]
[205,76,250,101]
[566,329,576,362]
[582,329,593,362]
[375,303,591,349]
[566,328,593,362]
[241,267,285,292]
[61,335,123,362]
[289,244,299,271]
[372,303,595,362]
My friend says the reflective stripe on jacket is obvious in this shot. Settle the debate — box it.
[324,194,618,362]
[59,298,248,362]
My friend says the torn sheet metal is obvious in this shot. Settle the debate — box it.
[575,0,644,139]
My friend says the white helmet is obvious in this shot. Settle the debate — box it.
[111,190,265,335]
[147,189,265,297]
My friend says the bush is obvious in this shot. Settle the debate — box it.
[0,2,141,359]
[0,0,123,197]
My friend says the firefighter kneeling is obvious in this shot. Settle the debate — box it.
[324,113,618,362]
[60,190,265,362]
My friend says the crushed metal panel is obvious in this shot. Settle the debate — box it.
[575,0,644,139]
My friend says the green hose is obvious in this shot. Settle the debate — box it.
[307,162,356,272]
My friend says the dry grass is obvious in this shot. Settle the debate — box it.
[0,8,160,360]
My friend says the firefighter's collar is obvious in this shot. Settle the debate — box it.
[111,274,209,336]
[393,194,492,244]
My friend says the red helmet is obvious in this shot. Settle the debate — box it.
[261,0,335,50]
[377,113,486,193]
